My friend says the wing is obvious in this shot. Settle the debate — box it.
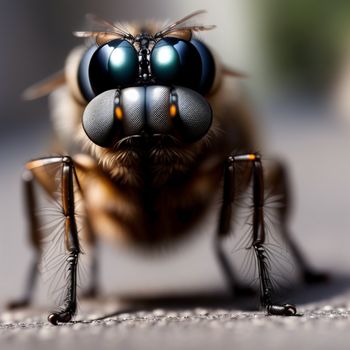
[154,10,216,39]
[73,13,134,45]
[22,70,66,101]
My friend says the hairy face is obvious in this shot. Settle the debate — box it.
[75,117,221,187]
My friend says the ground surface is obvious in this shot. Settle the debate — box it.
[1,106,350,349]
[2,288,350,350]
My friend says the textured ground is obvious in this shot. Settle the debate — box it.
[2,286,350,350]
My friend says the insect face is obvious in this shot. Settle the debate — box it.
[77,34,215,148]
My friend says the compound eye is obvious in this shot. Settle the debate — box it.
[151,38,201,90]
[190,39,215,95]
[170,87,212,143]
[78,45,98,102]
[89,39,138,95]
[82,89,118,147]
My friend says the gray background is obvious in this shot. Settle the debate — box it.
[1,0,350,349]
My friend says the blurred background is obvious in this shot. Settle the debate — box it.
[1,0,350,306]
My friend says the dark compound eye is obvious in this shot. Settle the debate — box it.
[151,38,202,91]
[89,39,138,95]
[190,39,215,95]
[82,89,117,147]
[78,45,98,102]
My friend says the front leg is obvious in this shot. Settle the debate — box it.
[247,154,296,315]
[24,156,82,325]
[47,157,81,325]
[217,153,297,316]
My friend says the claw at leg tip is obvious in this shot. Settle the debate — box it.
[48,313,58,325]
[283,304,297,316]
[267,303,298,316]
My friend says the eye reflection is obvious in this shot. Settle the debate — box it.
[155,46,176,65]
[110,48,127,67]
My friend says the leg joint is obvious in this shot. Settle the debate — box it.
[62,156,73,165]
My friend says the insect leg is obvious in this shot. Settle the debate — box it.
[219,154,297,316]
[47,156,81,325]
[7,170,41,309]
[215,157,256,296]
[248,154,296,316]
